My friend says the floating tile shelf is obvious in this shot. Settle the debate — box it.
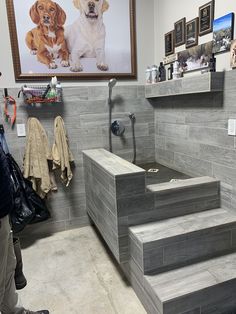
[145,72,224,98]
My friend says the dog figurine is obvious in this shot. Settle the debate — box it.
[25,0,69,69]
[65,0,109,72]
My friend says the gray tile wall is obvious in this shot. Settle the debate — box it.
[151,70,236,212]
[0,86,154,235]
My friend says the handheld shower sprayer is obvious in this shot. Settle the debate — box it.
[108,78,117,105]
[128,112,136,121]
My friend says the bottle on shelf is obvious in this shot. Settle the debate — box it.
[151,65,158,84]
[209,53,216,72]
[56,82,63,102]
[159,62,166,82]
[173,60,181,80]
[168,63,174,80]
[145,66,152,84]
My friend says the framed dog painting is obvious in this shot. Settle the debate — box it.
[6,0,137,81]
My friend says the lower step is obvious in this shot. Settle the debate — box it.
[143,253,236,314]
[129,208,236,274]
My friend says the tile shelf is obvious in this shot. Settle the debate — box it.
[145,72,224,99]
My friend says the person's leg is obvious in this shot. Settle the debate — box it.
[0,216,24,314]
[0,216,9,308]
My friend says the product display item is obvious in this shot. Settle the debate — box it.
[209,54,216,72]
[159,62,166,82]
[151,65,159,84]
[173,61,181,79]
[146,66,152,84]
[168,64,174,80]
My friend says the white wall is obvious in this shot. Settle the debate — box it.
[155,0,236,71]
[0,0,155,87]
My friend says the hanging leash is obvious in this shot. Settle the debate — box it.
[3,88,17,128]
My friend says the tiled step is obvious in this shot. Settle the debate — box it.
[143,253,236,314]
[146,176,220,221]
[129,208,236,274]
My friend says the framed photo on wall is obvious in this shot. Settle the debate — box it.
[230,39,236,68]
[186,18,199,48]
[165,31,175,56]
[199,1,215,36]
[212,13,234,54]
[178,41,213,72]
[6,0,137,81]
[174,18,186,47]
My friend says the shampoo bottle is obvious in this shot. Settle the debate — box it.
[145,66,152,84]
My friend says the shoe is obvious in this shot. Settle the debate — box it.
[13,237,27,290]
[24,310,49,314]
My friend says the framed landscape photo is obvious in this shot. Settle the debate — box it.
[174,18,186,47]
[199,1,215,36]
[186,18,199,48]
[6,0,137,81]
[212,13,234,54]
[165,31,175,56]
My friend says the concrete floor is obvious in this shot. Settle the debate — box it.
[19,226,146,314]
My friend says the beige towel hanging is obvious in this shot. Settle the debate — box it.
[52,116,74,186]
[24,117,57,198]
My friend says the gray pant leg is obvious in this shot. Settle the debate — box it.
[0,216,25,314]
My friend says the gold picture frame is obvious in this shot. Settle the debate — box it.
[6,0,137,81]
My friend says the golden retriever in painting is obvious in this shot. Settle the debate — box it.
[65,0,109,72]
[25,0,69,69]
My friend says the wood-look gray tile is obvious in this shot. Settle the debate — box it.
[180,308,201,314]
[117,193,155,217]
[158,123,189,139]
[174,153,213,177]
[200,144,236,169]
[115,174,146,197]
[189,126,234,148]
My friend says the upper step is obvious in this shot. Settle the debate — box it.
[143,252,236,314]
[129,208,236,274]
[146,176,220,221]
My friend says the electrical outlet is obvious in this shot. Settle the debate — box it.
[228,119,236,136]
[17,124,26,137]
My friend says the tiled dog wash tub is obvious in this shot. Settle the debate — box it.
[83,149,220,264]
[83,149,236,314]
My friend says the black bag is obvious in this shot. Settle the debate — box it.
[7,154,50,233]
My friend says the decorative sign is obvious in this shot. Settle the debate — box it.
[165,30,175,56]
[163,53,178,65]
[186,18,199,48]
[174,18,186,47]
[199,1,215,36]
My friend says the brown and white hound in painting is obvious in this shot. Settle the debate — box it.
[25,0,69,69]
